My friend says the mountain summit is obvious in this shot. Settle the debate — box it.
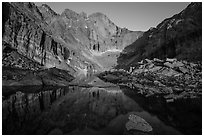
[2,2,143,80]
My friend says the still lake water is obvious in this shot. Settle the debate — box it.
[2,75,202,135]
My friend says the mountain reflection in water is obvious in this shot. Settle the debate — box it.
[2,84,201,135]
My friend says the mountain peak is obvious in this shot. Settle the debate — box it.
[39,4,58,15]
[61,8,80,20]
[11,2,43,20]
[79,11,87,19]
[89,12,107,19]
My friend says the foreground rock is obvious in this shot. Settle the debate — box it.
[126,114,152,132]
[98,58,202,101]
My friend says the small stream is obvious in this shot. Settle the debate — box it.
[2,75,202,135]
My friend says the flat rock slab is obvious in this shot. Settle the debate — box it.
[125,114,153,132]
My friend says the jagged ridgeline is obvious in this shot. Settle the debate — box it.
[117,2,202,69]
[2,2,143,76]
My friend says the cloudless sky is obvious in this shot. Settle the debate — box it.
[35,2,190,31]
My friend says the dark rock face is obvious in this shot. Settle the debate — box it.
[38,4,58,24]
[2,41,74,86]
[117,2,202,68]
[2,2,75,86]
[3,2,72,71]
[3,2,101,79]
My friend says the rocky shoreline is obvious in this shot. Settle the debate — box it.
[98,58,202,102]
[2,42,74,87]
[2,66,74,87]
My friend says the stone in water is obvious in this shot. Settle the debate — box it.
[126,114,153,132]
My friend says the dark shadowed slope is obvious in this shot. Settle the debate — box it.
[117,2,202,69]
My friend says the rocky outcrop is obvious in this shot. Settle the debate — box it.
[38,4,59,24]
[129,58,201,100]
[117,2,202,68]
[98,58,201,101]
[3,2,73,71]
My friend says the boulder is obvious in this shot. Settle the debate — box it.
[173,87,183,93]
[164,62,174,68]
[154,80,165,87]
[153,58,163,63]
[161,68,179,77]
[179,67,188,74]
[166,58,177,62]
[190,63,197,67]
[148,63,154,69]
[145,59,152,64]
[125,114,153,132]
[149,66,162,72]
[164,94,175,99]
[188,84,197,88]
[172,61,184,67]
[133,83,144,89]
[133,69,144,74]
[148,87,161,94]
[162,87,173,94]
[138,60,144,64]
[166,98,174,103]
[139,64,145,69]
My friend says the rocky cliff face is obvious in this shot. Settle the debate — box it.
[117,2,202,69]
[38,4,59,24]
[48,9,143,53]
[3,2,74,72]
[2,2,142,78]
[87,12,142,52]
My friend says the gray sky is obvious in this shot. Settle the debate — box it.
[35,2,190,31]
